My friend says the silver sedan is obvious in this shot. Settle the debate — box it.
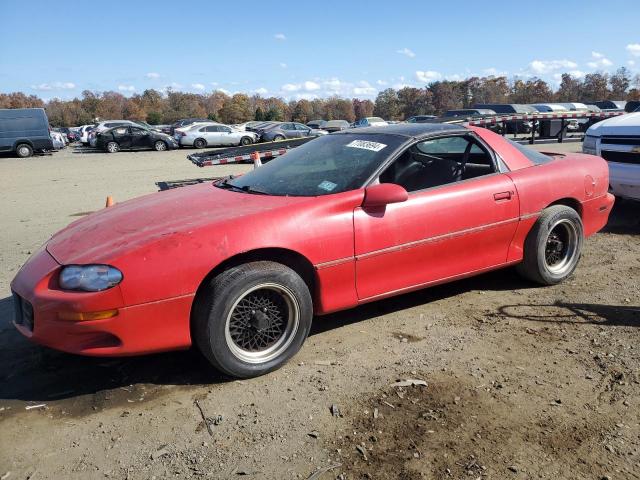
[177,124,258,148]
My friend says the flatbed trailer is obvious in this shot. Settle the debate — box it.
[187,137,315,167]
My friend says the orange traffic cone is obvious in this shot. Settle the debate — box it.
[105,195,114,207]
[251,151,262,169]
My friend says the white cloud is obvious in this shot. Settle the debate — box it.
[303,81,320,91]
[529,59,578,74]
[145,72,160,79]
[117,85,135,92]
[210,82,219,86]
[376,79,388,86]
[191,83,205,91]
[415,70,442,82]
[254,87,268,95]
[282,83,300,92]
[217,88,231,95]
[587,51,613,69]
[353,81,376,95]
[31,81,76,91]
[279,63,287,68]
[396,47,415,58]
[626,43,640,57]
[293,93,319,101]
[628,60,636,67]
[274,33,286,40]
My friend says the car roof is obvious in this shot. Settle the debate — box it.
[335,122,467,138]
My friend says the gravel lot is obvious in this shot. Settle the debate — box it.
[1,141,639,480]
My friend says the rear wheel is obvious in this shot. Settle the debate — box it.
[106,141,119,153]
[154,140,167,151]
[16,143,33,158]
[193,261,313,378]
[193,138,206,149]
[516,205,583,285]
[240,136,253,146]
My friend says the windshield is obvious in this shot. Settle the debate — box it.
[222,133,406,196]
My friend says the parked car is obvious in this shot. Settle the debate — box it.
[170,118,210,135]
[473,104,535,133]
[11,123,613,378]
[58,127,80,142]
[0,108,53,157]
[624,101,640,113]
[232,121,265,132]
[78,125,96,145]
[583,111,640,200]
[441,109,496,118]
[89,120,138,147]
[353,117,388,128]
[259,122,326,142]
[96,125,178,153]
[594,100,626,111]
[50,130,66,149]
[322,120,351,132]
[306,120,327,129]
[406,115,437,123]
[529,104,569,113]
[177,123,258,148]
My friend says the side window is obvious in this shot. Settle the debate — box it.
[221,126,232,133]
[204,126,217,132]
[379,135,496,193]
[295,123,310,131]
[281,123,295,131]
[130,127,147,136]
[113,127,128,135]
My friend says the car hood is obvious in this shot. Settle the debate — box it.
[46,182,310,264]
[587,112,640,136]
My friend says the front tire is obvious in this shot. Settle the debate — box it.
[106,141,119,153]
[273,134,285,141]
[16,143,33,158]
[516,205,583,285]
[193,261,313,378]
[154,140,167,151]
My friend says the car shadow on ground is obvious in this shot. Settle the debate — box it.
[495,301,640,327]
[602,199,640,234]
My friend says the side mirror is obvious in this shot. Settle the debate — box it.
[362,183,408,208]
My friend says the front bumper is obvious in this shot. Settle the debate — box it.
[10,248,193,357]
[608,162,640,201]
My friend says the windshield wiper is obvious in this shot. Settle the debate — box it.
[216,178,268,195]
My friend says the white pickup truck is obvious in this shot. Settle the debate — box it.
[583,112,640,201]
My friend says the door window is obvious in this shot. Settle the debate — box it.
[379,135,496,192]
[281,123,295,131]
[113,127,128,135]
[130,127,147,136]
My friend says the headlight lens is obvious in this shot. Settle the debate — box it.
[59,265,123,292]
[583,134,597,152]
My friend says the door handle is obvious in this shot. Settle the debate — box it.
[493,191,512,201]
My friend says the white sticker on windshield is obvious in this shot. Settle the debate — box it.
[346,140,387,152]
[318,180,337,192]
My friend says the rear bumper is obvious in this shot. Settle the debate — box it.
[582,193,615,237]
[10,248,193,357]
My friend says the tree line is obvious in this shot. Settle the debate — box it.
[1,68,639,127]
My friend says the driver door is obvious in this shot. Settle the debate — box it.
[129,127,152,149]
[112,126,132,149]
[354,134,520,300]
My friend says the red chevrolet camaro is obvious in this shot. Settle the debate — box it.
[11,123,614,378]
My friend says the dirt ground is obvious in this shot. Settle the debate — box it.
[0,141,639,480]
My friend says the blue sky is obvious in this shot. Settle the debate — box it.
[1,0,639,100]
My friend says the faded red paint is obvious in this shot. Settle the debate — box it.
[11,128,614,357]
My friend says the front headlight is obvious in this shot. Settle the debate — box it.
[583,135,597,152]
[59,265,123,292]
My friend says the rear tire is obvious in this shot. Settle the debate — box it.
[106,142,119,153]
[16,143,33,158]
[194,138,206,149]
[516,205,583,285]
[193,261,313,378]
[154,140,167,151]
